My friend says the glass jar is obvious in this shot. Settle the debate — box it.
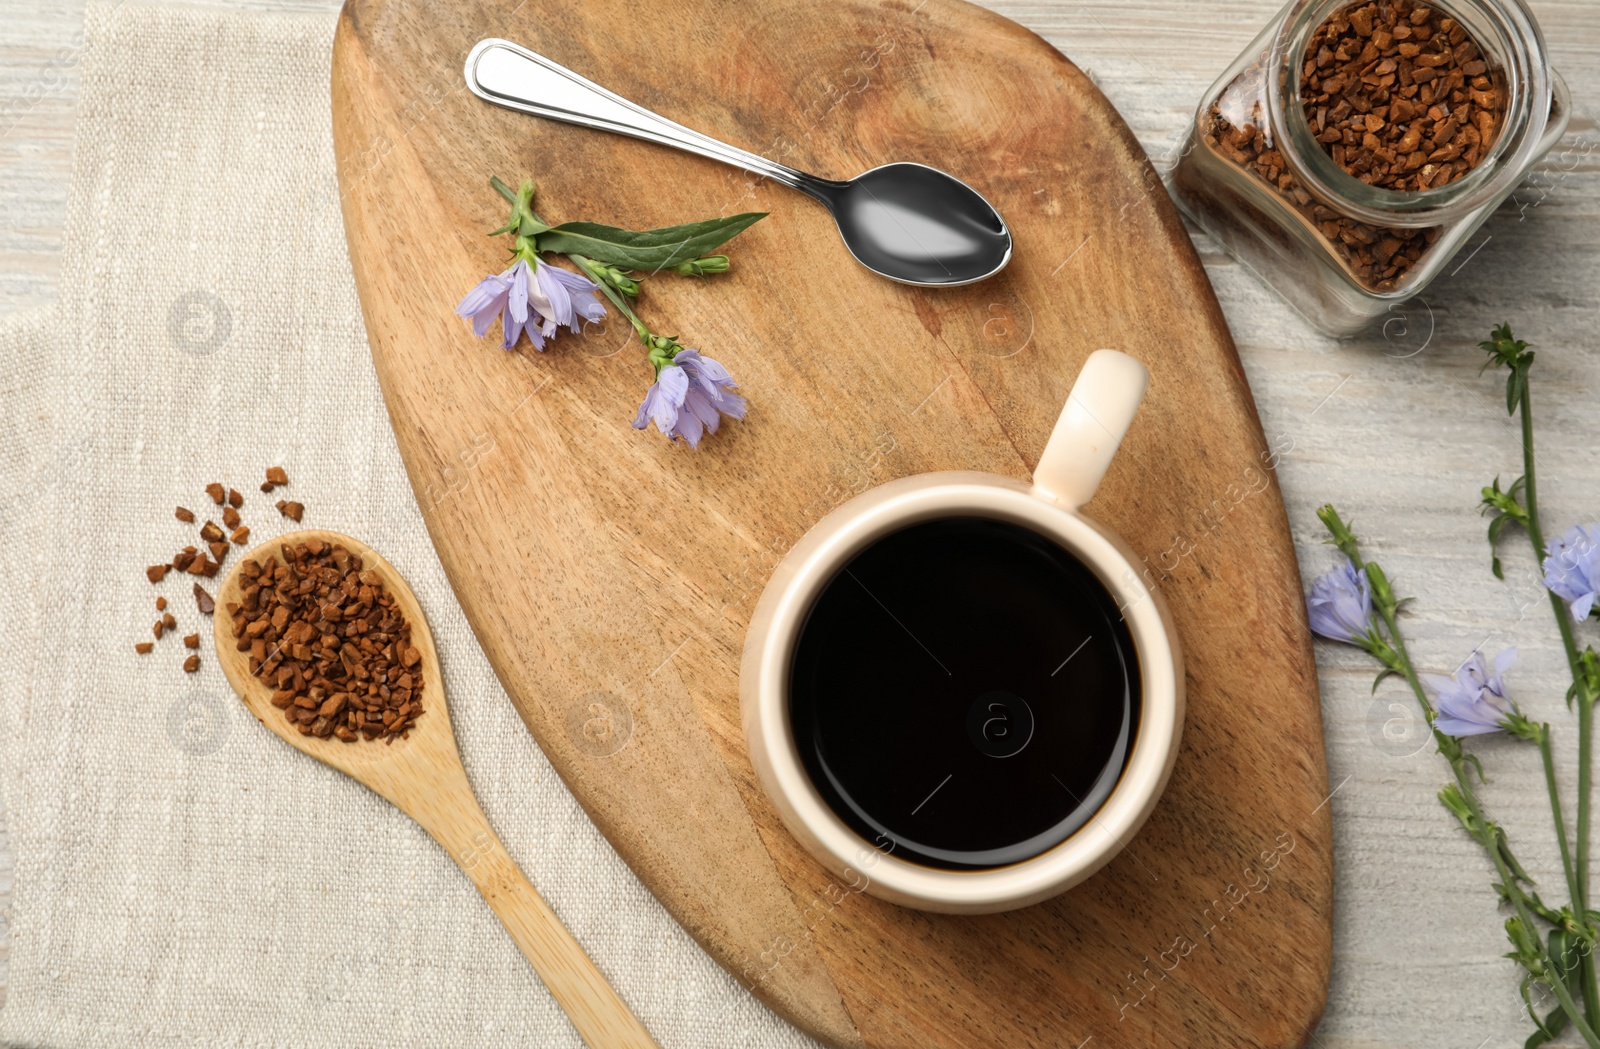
[1167,0,1569,336]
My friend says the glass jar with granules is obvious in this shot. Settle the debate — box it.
[1168,0,1568,335]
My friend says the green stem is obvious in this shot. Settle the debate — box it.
[1373,603,1432,722]
[1518,381,1586,898]
[1584,698,1595,918]
[1516,378,1600,1029]
[1574,687,1600,1029]
[1542,728,1582,907]
[1581,698,1600,1036]
[1519,380,1584,678]
[568,252,649,340]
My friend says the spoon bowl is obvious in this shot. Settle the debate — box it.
[213,529,659,1049]
[465,38,1013,286]
[212,530,450,782]
[820,162,1012,286]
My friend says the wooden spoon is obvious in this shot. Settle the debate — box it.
[212,529,659,1049]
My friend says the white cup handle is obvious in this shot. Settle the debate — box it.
[1032,349,1149,509]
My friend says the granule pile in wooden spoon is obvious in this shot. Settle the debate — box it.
[228,537,424,742]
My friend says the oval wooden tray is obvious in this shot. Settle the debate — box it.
[331,1,1332,1045]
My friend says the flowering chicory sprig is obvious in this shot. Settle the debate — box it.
[1305,325,1600,1048]
[455,176,765,447]
[1308,507,1592,1046]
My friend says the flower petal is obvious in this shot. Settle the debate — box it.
[689,352,737,386]
[1417,673,1457,696]
[472,301,506,338]
[649,364,689,434]
[536,263,576,329]
[457,274,512,339]
[673,405,705,447]
[501,305,523,351]
[712,388,747,420]
[525,262,554,326]
[683,387,722,432]
[1435,709,1505,737]
[633,383,659,430]
[456,273,508,318]
[507,260,531,325]
[541,264,607,322]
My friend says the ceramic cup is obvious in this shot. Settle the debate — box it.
[740,349,1184,914]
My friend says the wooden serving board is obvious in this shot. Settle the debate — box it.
[331,1,1333,1046]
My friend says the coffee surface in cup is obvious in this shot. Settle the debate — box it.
[788,517,1140,870]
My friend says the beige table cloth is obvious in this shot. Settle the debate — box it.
[0,2,818,1045]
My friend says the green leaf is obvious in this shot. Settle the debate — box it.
[536,213,767,271]
[1480,474,1531,578]
[1548,928,1575,980]
[1371,667,1400,694]
[1518,970,1557,1042]
[1525,1006,1569,1049]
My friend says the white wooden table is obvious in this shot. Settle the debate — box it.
[2,1,1598,1046]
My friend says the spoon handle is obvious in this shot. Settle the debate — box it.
[424,793,660,1048]
[464,38,814,194]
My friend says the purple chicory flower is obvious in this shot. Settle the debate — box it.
[1543,522,1600,621]
[1306,559,1374,644]
[632,349,747,447]
[1425,647,1519,737]
[455,257,606,351]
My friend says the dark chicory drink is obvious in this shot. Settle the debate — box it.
[788,517,1140,870]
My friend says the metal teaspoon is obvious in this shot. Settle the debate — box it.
[464,38,1013,286]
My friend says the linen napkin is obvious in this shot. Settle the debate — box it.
[0,3,819,1046]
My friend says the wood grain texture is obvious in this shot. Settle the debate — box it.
[211,529,661,1049]
[330,1,1331,1046]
